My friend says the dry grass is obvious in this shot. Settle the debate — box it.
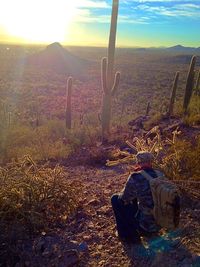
[0,155,81,236]
[107,127,200,181]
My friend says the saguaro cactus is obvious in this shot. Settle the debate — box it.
[183,56,196,113]
[168,71,179,117]
[101,0,120,139]
[65,77,73,129]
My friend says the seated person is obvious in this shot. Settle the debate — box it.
[111,151,163,243]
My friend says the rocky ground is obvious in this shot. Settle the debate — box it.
[5,164,199,267]
[1,117,200,267]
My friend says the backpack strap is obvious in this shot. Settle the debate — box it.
[140,170,153,182]
[141,170,163,181]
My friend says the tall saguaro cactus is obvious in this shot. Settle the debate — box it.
[183,56,196,113]
[168,71,179,117]
[101,0,120,140]
[65,77,73,129]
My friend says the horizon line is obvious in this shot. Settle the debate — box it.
[0,41,199,49]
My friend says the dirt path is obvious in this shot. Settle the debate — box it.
[64,165,200,267]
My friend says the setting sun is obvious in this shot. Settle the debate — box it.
[0,0,78,43]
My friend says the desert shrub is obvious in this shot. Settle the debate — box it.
[173,96,200,125]
[45,119,66,141]
[0,156,81,235]
[107,127,200,181]
[183,114,200,126]
[0,125,35,162]
[0,121,72,162]
[182,96,200,126]
[130,128,200,180]
[65,124,99,149]
[0,117,101,163]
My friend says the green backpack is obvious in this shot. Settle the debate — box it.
[141,170,180,230]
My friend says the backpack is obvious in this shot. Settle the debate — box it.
[141,170,180,230]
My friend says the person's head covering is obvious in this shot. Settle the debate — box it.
[136,151,154,164]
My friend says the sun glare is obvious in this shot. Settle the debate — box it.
[0,0,79,43]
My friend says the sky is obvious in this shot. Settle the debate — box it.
[0,0,199,47]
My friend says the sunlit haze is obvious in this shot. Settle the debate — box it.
[0,0,200,47]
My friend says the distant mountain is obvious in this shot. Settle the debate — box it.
[26,42,89,75]
[166,45,200,54]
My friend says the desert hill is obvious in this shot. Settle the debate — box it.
[166,44,200,54]
[26,42,89,75]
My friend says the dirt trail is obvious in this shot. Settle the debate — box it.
[64,165,200,267]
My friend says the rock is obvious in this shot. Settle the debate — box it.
[99,260,106,266]
[88,222,95,228]
[83,235,92,241]
[97,245,103,250]
[88,199,100,206]
[128,115,148,129]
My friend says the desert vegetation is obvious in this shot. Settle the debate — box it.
[0,41,200,265]
[0,0,200,264]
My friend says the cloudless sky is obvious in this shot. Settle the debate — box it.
[0,0,199,47]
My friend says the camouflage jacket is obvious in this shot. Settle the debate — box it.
[120,168,163,232]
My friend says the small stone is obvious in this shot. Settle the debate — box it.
[88,199,100,206]
[97,245,103,250]
[88,222,94,228]
[99,260,106,266]
[83,235,92,241]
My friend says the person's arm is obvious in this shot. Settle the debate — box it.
[120,174,137,203]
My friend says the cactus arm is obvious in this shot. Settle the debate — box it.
[168,71,179,116]
[101,57,107,93]
[183,56,196,112]
[111,71,121,96]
